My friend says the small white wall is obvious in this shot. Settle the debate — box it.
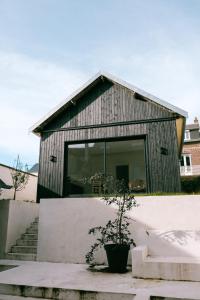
[0,164,37,202]
[0,200,39,257]
[37,195,200,264]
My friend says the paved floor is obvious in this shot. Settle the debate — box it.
[0,260,200,299]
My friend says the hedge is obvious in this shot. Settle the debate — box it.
[181,176,200,193]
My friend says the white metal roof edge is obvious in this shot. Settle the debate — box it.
[30,71,188,134]
[29,71,102,133]
[101,71,188,118]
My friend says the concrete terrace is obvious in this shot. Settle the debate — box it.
[0,260,200,300]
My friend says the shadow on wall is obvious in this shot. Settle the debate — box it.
[36,196,200,264]
[37,185,61,202]
[133,224,200,258]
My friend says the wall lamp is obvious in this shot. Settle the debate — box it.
[50,155,57,162]
[160,147,168,155]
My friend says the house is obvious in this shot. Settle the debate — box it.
[0,163,38,201]
[31,72,188,201]
[180,117,200,176]
[29,163,39,175]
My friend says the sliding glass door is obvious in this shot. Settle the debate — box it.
[65,138,146,195]
[106,139,146,191]
[67,142,104,194]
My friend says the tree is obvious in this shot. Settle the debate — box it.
[85,176,138,267]
[11,155,29,200]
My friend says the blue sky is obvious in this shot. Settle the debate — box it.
[0,0,200,168]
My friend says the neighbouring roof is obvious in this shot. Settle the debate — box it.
[185,138,200,143]
[186,124,199,130]
[29,163,39,173]
[30,71,188,135]
[0,163,38,177]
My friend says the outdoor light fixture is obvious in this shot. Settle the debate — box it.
[160,147,168,155]
[50,155,57,162]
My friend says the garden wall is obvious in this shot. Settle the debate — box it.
[37,195,200,264]
[0,164,38,201]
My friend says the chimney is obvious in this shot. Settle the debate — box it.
[194,117,199,124]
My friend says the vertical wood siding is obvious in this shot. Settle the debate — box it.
[44,80,173,131]
[37,80,181,200]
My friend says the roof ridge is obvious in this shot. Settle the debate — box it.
[30,71,188,135]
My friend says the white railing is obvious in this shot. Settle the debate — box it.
[180,165,200,176]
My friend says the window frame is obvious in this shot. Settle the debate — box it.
[63,135,148,196]
[180,154,192,175]
[184,130,191,141]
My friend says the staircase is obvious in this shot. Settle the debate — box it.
[6,218,39,261]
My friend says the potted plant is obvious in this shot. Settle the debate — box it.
[85,177,137,273]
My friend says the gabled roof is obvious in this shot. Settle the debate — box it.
[186,124,199,130]
[30,71,188,135]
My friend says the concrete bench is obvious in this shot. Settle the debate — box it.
[132,246,200,281]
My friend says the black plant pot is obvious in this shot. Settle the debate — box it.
[104,244,130,273]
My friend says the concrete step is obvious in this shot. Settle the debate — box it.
[5,253,36,261]
[26,228,38,234]
[16,239,37,247]
[5,217,39,262]
[0,294,50,300]
[0,283,134,300]
[21,234,38,240]
[132,246,200,281]
[11,246,37,254]
[31,222,38,227]
[29,223,38,230]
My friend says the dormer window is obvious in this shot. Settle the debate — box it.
[185,130,190,141]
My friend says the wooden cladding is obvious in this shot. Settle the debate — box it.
[43,80,174,131]
[37,80,181,201]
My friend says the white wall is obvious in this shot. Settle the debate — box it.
[0,200,39,257]
[0,164,37,202]
[37,195,200,264]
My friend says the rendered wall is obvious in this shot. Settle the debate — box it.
[0,164,37,202]
[0,201,9,258]
[0,200,39,258]
[37,195,200,264]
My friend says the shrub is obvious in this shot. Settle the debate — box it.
[181,176,200,193]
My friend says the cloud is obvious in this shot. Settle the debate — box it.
[90,46,200,122]
[1,44,199,167]
[0,51,88,165]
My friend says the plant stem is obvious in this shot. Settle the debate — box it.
[118,192,126,244]
[13,188,16,200]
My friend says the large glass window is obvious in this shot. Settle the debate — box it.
[66,138,146,195]
[106,140,146,192]
[67,142,104,194]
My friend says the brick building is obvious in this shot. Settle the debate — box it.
[181,117,200,176]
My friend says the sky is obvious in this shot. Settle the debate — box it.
[0,0,200,168]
